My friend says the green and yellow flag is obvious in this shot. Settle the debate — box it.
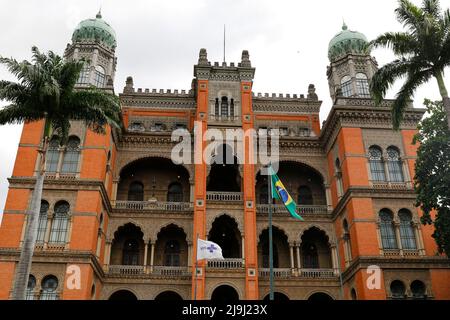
[269,166,304,221]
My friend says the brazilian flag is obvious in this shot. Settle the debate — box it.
[268,166,304,221]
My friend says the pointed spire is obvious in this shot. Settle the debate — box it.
[342,20,348,30]
[96,8,102,19]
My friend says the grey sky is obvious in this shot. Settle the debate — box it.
[0,0,447,222]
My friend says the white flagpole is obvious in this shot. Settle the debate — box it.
[194,233,199,301]
[268,164,274,301]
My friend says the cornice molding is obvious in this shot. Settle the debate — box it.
[341,256,450,282]
[7,177,112,213]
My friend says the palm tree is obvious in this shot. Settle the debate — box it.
[0,46,121,300]
[370,0,450,129]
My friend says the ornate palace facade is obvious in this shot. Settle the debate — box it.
[0,14,449,301]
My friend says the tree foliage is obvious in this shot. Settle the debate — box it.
[0,46,121,143]
[370,0,450,129]
[414,99,450,256]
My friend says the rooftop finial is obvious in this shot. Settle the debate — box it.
[342,20,348,30]
[96,8,102,19]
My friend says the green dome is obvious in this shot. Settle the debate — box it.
[328,23,369,61]
[72,11,116,49]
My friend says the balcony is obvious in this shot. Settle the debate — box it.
[258,268,338,279]
[300,268,337,278]
[113,201,193,212]
[206,192,243,202]
[258,268,291,278]
[256,204,328,215]
[207,258,244,269]
[371,181,412,190]
[107,265,191,278]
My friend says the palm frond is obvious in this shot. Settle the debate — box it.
[0,104,44,125]
[422,0,441,19]
[370,32,419,55]
[370,58,415,104]
[392,69,433,129]
[396,0,424,34]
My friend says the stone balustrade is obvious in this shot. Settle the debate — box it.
[114,201,193,211]
[256,204,328,215]
[207,258,244,269]
[206,192,243,202]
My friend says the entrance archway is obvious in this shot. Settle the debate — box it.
[211,285,239,303]
[155,291,183,301]
[208,215,241,258]
[109,290,138,300]
[262,292,290,301]
[307,292,333,301]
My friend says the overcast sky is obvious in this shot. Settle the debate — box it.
[0,0,447,222]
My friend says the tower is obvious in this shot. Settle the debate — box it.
[64,10,117,91]
[326,23,378,101]
[0,12,118,300]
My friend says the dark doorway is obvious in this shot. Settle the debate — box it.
[109,290,138,300]
[207,144,241,192]
[208,215,241,258]
[155,291,183,301]
[262,292,290,301]
[307,292,333,301]
[211,285,239,303]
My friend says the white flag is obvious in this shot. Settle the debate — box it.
[197,238,224,261]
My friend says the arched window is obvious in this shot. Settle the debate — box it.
[128,181,144,201]
[335,158,344,198]
[398,209,417,249]
[379,209,398,249]
[411,280,426,299]
[93,65,105,87]
[355,73,370,97]
[77,65,90,84]
[340,75,352,97]
[387,147,404,182]
[40,275,58,300]
[164,240,181,266]
[26,275,36,300]
[390,280,406,299]
[230,98,235,117]
[221,96,229,117]
[122,239,140,265]
[262,241,279,268]
[343,218,352,263]
[298,186,313,205]
[61,136,80,173]
[259,184,268,204]
[167,182,183,202]
[350,288,357,300]
[368,146,386,181]
[302,243,319,268]
[46,136,60,172]
[214,98,219,117]
[49,201,70,244]
[36,200,49,243]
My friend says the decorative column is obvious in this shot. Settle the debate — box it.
[111,179,119,206]
[394,221,403,255]
[143,241,149,273]
[295,243,301,276]
[56,147,65,177]
[415,225,426,256]
[289,243,295,275]
[241,235,245,266]
[324,184,333,212]
[150,241,155,273]
[187,241,193,267]
[331,245,339,276]
[104,240,112,272]
[43,212,53,249]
